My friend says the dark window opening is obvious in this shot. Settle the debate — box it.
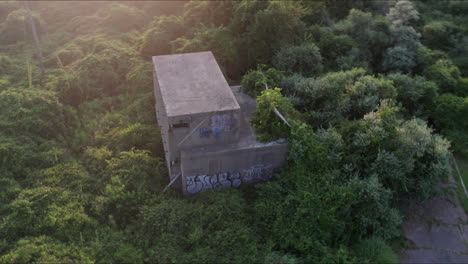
[172,123,189,128]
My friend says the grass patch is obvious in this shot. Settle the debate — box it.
[453,156,468,214]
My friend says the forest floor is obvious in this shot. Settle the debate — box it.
[400,170,468,263]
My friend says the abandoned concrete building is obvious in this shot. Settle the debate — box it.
[152,51,288,195]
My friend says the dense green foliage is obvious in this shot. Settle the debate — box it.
[0,0,465,262]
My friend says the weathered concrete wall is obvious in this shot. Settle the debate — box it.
[167,110,241,150]
[159,109,242,183]
[153,52,289,194]
[153,67,172,175]
[180,143,288,195]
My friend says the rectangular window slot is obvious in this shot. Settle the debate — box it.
[172,123,189,129]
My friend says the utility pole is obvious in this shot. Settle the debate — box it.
[22,0,45,76]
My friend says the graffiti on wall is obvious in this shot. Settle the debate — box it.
[185,164,273,194]
[199,114,238,138]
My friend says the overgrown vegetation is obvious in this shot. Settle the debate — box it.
[0,0,466,262]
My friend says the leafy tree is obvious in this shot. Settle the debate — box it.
[0,236,94,264]
[341,103,451,200]
[0,88,65,140]
[96,3,148,32]
[424,59,466,95]
[280,69,362,126]
[387,73,438,117]
[347,75,396,119]
[250,88,301,142]
[135,191,259,263]
[318,30,356,71]
[98,149,165,226]
[353,237,399,263]
[242,1,307,67]
[422,20,460,51]
[126,60,152,93]
[414,46,448,74]
[139,15,185,58]
[332,9,392,72]
[0,177,20,215]
[272,43,323,77]
[45,43,84,67]
[32,162,92,193]
[0,186,97,242]
[281,68,396,126]
[182,1,237,28]
[0,1,464,262]
[136,1,186,18]
[255,121,401,259]
[230,0,270,36]
[97,123,163,156]
[92,227,144,264]
[241,65,285,97]
[0,9,44,45]
[300,1,330,26]
[0,54,23,78]
[431,94,468,156]
[387,0,419,27]
[46,38,136,106]
[382,45,416,73]
[382,0,421,73]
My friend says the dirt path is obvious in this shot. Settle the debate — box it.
[400,176,468,263]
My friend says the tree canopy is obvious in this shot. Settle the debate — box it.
[0,0,466,262]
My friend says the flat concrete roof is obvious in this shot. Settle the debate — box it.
[153,51,240,117]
